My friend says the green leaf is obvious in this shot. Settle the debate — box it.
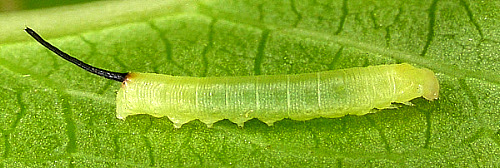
[0,0,498,166]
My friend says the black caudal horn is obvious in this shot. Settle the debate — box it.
[25,27,128,82]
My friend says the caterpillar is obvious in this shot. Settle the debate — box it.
[25,28,439,128]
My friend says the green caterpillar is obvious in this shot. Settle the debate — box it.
[26,28,440,128]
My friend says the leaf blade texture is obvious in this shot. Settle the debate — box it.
[0,0,498,167]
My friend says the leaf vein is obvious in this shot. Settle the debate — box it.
[148,22,194,76]
[254,29,270,75]
[289,0,302,28]
[420,0,438,57]
[62,97,78,154]
[334,0,348,35]
[459,0,484,39]
[200,18,217,77]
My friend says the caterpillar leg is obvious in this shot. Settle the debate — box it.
[400,102,415,106]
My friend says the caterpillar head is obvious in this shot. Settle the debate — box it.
[395,63,440,101]
[420,68,440,101]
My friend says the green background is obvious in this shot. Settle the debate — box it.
[0,0,101,12]
[0,0,498,167]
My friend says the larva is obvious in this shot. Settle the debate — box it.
[25,28,439,128]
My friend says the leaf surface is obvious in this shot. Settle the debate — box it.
[0,0,498,167]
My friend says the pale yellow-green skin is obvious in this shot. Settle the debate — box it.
[116,63,439,128]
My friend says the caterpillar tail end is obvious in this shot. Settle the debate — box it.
[421,68,440,101]
[116,93,130,120]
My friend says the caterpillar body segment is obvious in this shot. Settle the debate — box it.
[117,64,439,128]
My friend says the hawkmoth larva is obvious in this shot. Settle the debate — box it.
[25,27,440,128]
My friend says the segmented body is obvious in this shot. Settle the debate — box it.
[117,63,439,128]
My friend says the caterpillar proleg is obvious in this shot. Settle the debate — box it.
[26,28,439,128]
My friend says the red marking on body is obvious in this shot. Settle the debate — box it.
[121,73,136,88]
